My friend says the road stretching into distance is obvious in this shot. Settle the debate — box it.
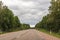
[0,29,60,40]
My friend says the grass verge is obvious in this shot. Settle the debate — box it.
[36,29,60,38]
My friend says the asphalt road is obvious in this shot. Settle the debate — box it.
[0,29,60,40]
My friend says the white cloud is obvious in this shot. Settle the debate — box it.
[1,0,50,26]
[20,1,34,7]
[30,25,35,28]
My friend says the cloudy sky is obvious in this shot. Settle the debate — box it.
[1,0,50,26]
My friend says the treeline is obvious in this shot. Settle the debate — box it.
[21,24,30,30]
[0,1,30,33]
[35,0,60,33]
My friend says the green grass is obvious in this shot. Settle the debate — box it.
[0,29,28,35]
[37,29,60,38]
[0,32,2,34]
[0,30,19,35]
[0,32,6,35]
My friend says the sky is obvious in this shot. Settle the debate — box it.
[1,0,50,27]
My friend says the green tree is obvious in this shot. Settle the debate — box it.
[35,0,60,33]
[21,24,30,30]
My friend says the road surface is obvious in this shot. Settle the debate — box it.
[0,29,60,40]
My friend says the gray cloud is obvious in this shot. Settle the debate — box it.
[2,0,50,25]
[9,5,19,10]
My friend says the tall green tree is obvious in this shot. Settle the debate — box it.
[0,1,21,32]
[35,0,60,33]
[0,1,30,33]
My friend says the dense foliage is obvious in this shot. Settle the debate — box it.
[35,0,60,33]
[0,1,30,33]
[21,24,30,30]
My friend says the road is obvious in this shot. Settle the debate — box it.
[0,29,60,40]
